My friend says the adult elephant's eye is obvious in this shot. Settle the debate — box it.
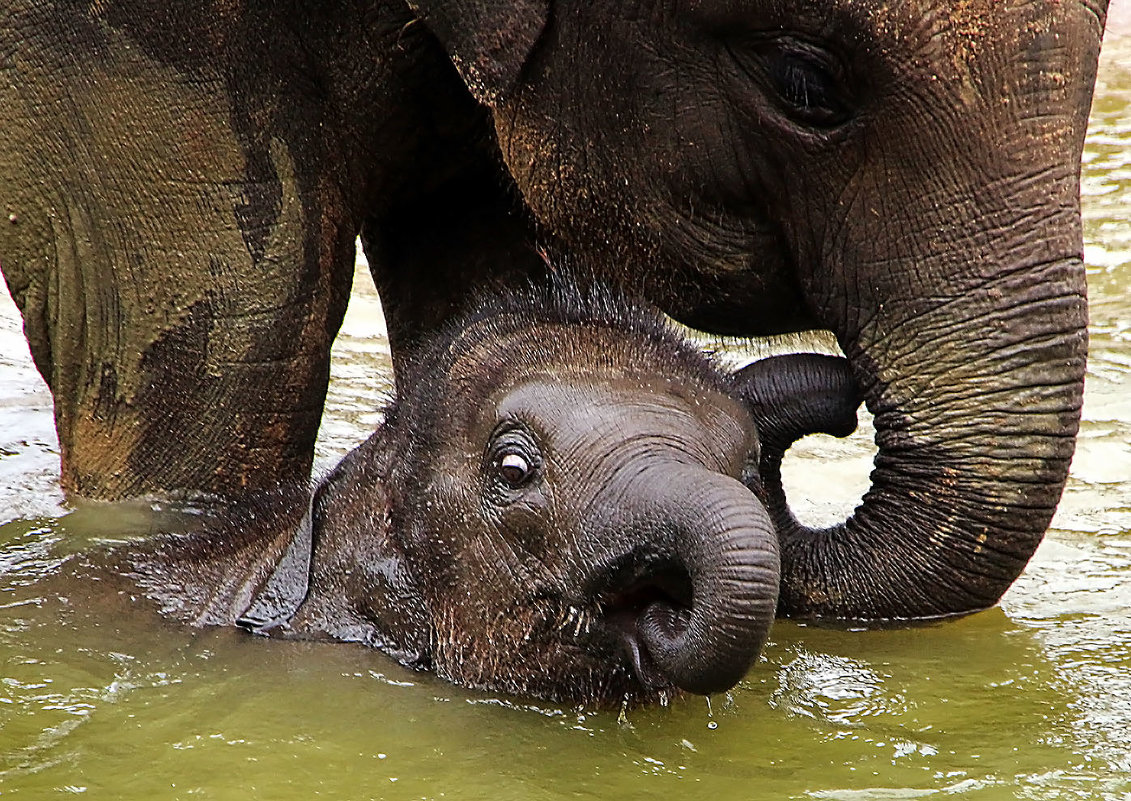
[496,451,534,488]
[730,35,855,129]
[769,47,850,125]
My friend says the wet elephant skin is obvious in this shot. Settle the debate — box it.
[112,286,781,706]
[0,0,1111,622]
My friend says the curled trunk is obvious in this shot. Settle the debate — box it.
[750,260,1086,620]
[599,463,780,695]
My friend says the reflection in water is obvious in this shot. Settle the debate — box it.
[0,25,1129,801]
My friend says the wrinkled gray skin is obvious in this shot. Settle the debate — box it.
[121,289,783,705]
[0,0,1110,622]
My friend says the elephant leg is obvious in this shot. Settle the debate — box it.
[360,154,549,379]
[0,4,357,501]
[2,158,355,502]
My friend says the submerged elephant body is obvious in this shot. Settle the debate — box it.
[121,287,781,704]
[1,1,1112,622]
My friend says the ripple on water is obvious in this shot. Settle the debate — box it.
[769,651,908,726]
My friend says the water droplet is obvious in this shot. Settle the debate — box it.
[617,695,632,727]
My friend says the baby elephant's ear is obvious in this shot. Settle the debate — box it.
[407,0,550,105]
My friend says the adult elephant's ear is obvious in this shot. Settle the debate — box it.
[408,0,550,105]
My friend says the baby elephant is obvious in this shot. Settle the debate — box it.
[123,285,782,706]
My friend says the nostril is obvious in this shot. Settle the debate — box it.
[639,600,691,644]
[600,563,695,690]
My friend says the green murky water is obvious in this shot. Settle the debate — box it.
[2,28,1130,801]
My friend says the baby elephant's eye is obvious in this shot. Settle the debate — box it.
[486,423,542,495]
[496,452,534,488]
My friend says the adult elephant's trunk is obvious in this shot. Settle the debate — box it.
[594,463,780,695]
[749,255,1087,621]
[741,1,1102,621]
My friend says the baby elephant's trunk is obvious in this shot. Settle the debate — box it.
[595,464,780,696]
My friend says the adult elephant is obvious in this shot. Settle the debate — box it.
[0,1,1110,620]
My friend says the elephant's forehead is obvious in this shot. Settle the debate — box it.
[493,375,754,469]
[744,0,1082,67]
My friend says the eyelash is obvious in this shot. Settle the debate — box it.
[485,424,542,492]
[727,35,855,129]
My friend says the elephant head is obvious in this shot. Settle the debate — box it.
[410,0,1109,619]
[128,285,779,705]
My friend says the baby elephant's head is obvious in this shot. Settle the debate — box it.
[330,285,778,705]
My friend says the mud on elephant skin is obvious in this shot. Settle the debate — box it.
[115,285,781,705]
[1,0,1111,624]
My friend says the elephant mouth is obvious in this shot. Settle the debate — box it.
[607,574,695,690]
[545,470,778,700]
[558,558,696,693]
[606,579,692,692]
